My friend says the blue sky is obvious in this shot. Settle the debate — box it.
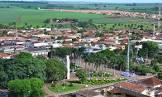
[1,0,162,3]
[51,0,162,3]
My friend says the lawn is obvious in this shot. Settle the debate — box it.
[49,82,85,93]
[48,78,126,94]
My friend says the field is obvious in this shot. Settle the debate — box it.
[0,1,160,29]
[0,7,155,28]
[1,1,161,13]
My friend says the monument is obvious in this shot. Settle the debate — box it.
[66,55,70,79]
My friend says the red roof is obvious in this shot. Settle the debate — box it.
[116,82,145,93]
[156,34,162,40]
[0,53,13,59]
[140,77,161,87]
[108,88,122,94]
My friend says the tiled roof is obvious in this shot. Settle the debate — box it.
[0,53,13,58]
[140,77,161,87]
[108,88,122,94]
[116,82,145,93]
[76,90,99,97]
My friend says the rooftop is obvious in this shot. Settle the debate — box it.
[116,82,145,93]
[139,77,161,87]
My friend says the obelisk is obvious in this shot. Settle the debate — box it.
[66,55,70,79]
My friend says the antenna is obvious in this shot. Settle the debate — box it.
[14,19,18,54]
[158,6,161,29]
[127,30,130,72]
[153,23,156,36]
[14,16,21,54]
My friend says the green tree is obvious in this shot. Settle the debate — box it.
[158,72,162,80]
[8,79,31,97]
[29,78,44,97]
[152,64,160,72]
[16,52,32,59]
[8,78,44,97]
[48,47,75,58]
[76,69,87,83]
[0,52,46,87]
[138,41,159,59]
[156,55,162,64]
[45,59,67,83]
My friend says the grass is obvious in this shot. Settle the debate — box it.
[0,7,106,26]
[49,83,85,93]
[2,2,161,13]
[48,78,126,94]
[97,22,154,31]
[0,7,157,28]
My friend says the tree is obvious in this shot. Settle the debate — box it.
[95,31,104,37]
[16,52,32,59]
[29,78,44,97]
[158,72,162,80]
[0,69,8,88]
[8,78,44,97]
[153,64,160,72]
[48,47,75,58]
[0,30,7,36]
[76,69,87,83]
[0,52,46,87]
[45,58,67,83]
[138,41,159,59]
[156,55,162,64]
[88,19,93,25]
[8,79,31,97]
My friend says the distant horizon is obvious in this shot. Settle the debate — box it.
[0,0,162,3]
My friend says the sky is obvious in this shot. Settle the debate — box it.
[1,0,162,3]
[50,0,162,3]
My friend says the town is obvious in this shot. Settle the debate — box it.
[1,1,162,97]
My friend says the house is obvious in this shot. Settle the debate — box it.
[24,48,49,56]
[139,77,161,88]
[74,90,104,97]
[0,53,14,59]
[108,82,149,97]
[107,77,162,97]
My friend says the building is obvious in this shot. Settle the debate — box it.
[107,77,162,97]
[0,53,14,59]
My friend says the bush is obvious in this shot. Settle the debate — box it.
[76,69,87,83]
[8,78,44,97]
[62,83,67,87]
[68,83,74,87]
[85,78,125,85]
[132,64,155,75]
[158,72,162,80]
[51,83,56,87]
